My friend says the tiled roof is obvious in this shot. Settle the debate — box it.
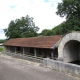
[3,36,62,49]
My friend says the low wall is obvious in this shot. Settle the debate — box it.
[43,58,80,78]
[2,51,43,63]
[2,51,80,77]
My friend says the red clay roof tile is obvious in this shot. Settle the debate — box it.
[3,36,62,49]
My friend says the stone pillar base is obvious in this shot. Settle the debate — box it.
[56,58,63,61]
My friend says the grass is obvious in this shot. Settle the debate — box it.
[0,48,3,52]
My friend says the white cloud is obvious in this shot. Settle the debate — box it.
[0,34,6,39]
[0,0,65,38]
[0,29,6,39]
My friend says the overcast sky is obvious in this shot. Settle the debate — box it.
[0,0,65,39]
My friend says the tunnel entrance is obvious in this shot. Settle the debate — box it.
[63,40,80,64]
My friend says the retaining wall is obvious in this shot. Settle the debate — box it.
[43,58,80,78]
[2,51,80,78]
[2,51,43,63]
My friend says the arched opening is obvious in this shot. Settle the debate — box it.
[63,40,80,64]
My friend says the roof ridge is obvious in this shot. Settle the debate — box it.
[9,35,62,40]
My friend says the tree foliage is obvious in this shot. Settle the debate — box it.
[40,29,53,36]
[56,0,80,33]
[56,0,80,20]
[4,15,39,39]
[0,39,6,43]
[52,22,65,35]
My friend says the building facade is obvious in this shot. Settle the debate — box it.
[3,32,80,63]
[3,36,61,60]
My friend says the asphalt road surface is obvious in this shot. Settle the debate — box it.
[0,53,79,80]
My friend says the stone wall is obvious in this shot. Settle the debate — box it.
[43,58,80,78]
[3,51,80,78]
[2,51,43,63]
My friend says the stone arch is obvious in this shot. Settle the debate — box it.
[58,32,80,62]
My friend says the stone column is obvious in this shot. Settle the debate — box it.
[34,48,37,57]
[4,46,7,51]
[23,47,25,55]
[8,46,10,52]
[15,47,16,54]
[41,49,44,58]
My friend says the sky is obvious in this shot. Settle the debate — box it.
[0,0,65,39]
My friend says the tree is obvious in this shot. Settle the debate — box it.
[40,29,53,36]
[0,39,6,43]
[4,15,39,39]
[56,0,80,33]
[52,22,65,35]
[56,0,80,20]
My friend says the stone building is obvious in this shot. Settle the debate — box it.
[3,36,61,60]
[3,31,80,63]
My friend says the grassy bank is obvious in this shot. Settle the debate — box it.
[0,48,3,52]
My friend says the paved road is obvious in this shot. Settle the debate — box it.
[0,54,79,80]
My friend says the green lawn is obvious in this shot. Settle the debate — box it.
[0,48,3,52]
